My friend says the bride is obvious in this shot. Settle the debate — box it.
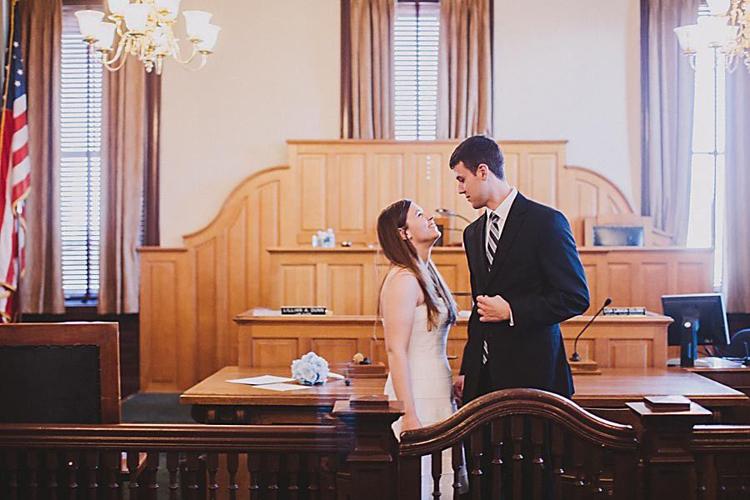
[377,199,468,497]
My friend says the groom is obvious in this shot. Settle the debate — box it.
[451,136,590,404]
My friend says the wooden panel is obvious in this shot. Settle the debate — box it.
[415,154,442,216]
[373,154,405,214]
[310,338,359,365]
[608,263,635,307]
[582,263,599,314]
[677,262,711,293]
[299,155,327,231]
[252,339,299,367]
[195,240,218,381]
[327,265,364,314]
[526,153,558,207]
[503,152,520,185]
[609,340,651,368]
[333,154,366,231]
[280,265,316,307]
[370,339,387,364]
[641,262,669,313]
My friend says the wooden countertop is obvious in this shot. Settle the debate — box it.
[181,366,749,409]
[235,310,673,325]
[180,366,384,406]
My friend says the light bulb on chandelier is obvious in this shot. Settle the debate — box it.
[675,0,750,72]
[75,0,220,75]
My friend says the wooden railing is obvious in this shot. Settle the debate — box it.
[399,389,640,499]
[2,391,750,499]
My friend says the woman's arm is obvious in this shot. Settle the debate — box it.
[382,270,422,431]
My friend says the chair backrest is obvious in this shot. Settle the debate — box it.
[722,328,750,358]
[0,322,121,423]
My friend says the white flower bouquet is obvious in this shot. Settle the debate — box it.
[291,351,329,385]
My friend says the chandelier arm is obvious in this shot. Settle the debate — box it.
[171,43,201,65]
[102,37,128,69]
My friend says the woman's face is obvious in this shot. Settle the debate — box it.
[403,203,440,244]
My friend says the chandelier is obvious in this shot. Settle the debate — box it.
[675,0,750,71]
[74,0,220,75]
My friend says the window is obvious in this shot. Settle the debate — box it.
[60,4,103,302]
[685,9,726,290]
[393,1,440,140]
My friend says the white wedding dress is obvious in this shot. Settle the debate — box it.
[384,299,469,498]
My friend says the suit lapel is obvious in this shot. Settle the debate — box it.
[467,213,489,291]
[485,193,530,286]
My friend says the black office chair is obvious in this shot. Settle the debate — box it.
[716,328,750,361]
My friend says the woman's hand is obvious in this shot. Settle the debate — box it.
[402,413,423,431]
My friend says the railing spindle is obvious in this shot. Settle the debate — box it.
[126,451,140,500]
[490,419,504,499]
[46,450,59,500]
[572,440,586,500]
[531,418,545,500]
[550,424,565,500]
[143,452,159,500]
[510,416,524,500]
[286,453,300,500]
[65,451,79,496]
[26,450,39,500]
[248,452,261,500]
[227,452,239,500]
[431,450,442,498]
[320,454,337,500]
[206,452,219,500]
[166,452,179,500]
[84,450,99,500]
[102,450,120,500]
[306,453,320,500]
[6,449,18,500]
[451,443,465,500]
[469,429,484,500]
[184,452,200,500]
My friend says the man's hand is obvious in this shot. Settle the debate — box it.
[476,294,511,322]
[453,375,465,405]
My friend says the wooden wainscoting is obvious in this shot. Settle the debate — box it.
[235,311,672,371]
[265,246,713,316]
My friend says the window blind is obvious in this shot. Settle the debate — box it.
[393,1,440,140]
[60,6,103,302]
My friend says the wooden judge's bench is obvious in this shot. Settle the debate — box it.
[139,140,717,393]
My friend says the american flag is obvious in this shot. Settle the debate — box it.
[0,2,31,322]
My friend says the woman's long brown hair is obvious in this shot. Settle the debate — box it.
[376,199,458,330]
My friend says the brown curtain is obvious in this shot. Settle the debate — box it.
[641,0,698,245]
[437,0,492,139]
[724,66,750,313]
[98,57,146,314]
[19,0,65,314]
[341,0,394,139]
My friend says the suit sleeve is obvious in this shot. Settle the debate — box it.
[459,226,475,376]
[509,210,590,327]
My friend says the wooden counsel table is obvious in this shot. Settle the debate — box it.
[180,366,385,424]
[181,366,750,425]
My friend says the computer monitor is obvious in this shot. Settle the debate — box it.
[662,293,730,346]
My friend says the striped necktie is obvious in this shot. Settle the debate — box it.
[486,212,500,268]
[482,212,500,365]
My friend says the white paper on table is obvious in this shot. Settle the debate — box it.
[328,372,345,380]
[226,375,296,385]
[253,382,313,392]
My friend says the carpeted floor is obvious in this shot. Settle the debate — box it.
[121,393,194,423]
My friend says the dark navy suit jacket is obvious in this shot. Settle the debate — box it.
[460,193,590,402]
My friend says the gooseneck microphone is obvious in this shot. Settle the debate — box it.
[570,297,612,362]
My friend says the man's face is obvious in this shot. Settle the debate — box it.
[453,161,488,209]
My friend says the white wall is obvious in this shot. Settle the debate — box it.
[159,0,640,245]
[493,0,641,208]
[160,0,341,246]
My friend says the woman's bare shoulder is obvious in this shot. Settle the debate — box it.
[382,267,422,304]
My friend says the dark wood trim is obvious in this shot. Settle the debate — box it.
[143,71,161,246]
[0,322,121,423]
[640,0,650,216]
[340,0,352,138]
